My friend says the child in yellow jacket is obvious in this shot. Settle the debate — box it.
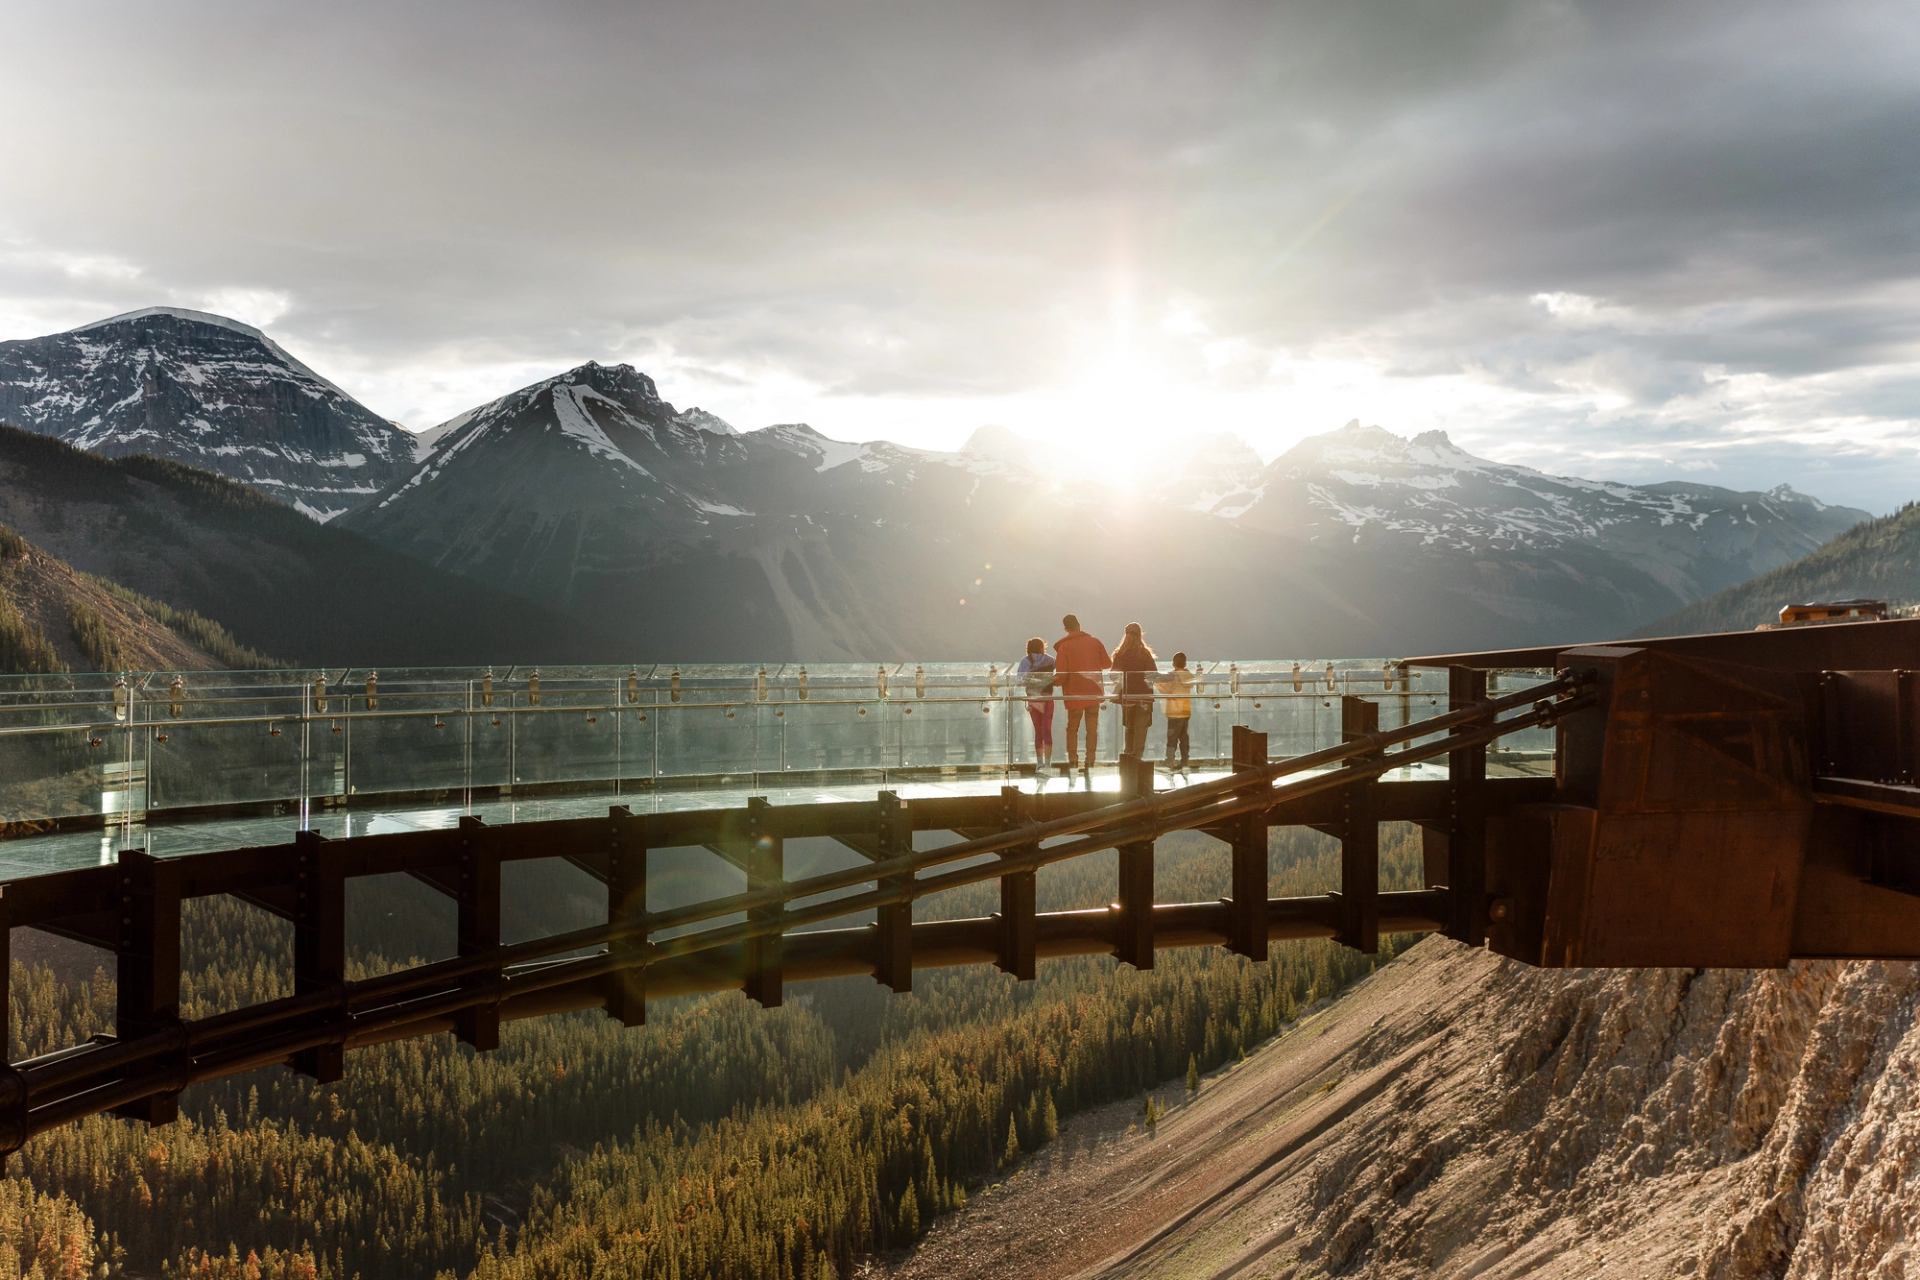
[1154,652,1195,769]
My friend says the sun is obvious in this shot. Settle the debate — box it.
[1046,354,1186,490]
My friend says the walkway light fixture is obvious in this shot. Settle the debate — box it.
[365,672,379,710]
[528,669,541,706]
[170,676,185,718]
[481,669,494,708]
[1323,661,1337,692]
[310,673,326,715]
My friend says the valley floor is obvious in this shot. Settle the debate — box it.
[875,938,1920,1280]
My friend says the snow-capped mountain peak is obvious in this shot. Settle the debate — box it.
[1237,422,1867,568]
[673,406,739,436]
[0,306,415,521]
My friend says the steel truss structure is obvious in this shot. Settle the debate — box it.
[4,618,1920,1158]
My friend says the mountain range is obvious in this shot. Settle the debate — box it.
[0,308,1885,662]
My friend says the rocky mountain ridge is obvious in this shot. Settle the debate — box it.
[0,308,415,520]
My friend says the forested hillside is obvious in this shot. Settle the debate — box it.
[2,826,1423,1279]
[0,425,584,666]
[1648,503,1920,635]
[0,522,272,674]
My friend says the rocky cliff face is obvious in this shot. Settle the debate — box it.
[887,939,1920,1279]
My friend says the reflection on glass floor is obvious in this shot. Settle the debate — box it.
[0,757,1494,881]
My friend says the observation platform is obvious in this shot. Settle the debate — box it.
[0,657,1550,881]
[6,625,1919,1158]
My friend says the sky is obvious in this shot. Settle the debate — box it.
[2,0,1917,510]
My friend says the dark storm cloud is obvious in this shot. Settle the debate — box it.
[0,0,1915,506]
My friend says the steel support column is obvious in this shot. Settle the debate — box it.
[454,816,502,1050]
[744,797,784,1007]
[873,792,913,993]
[112,848,182,1124]
[1227,726,1269,960]
[0,887,24,1167]
[291,830,346,1081]
[1115,756,1156,969]
[1336,697,1381,953]
[605,806,647,1026]
[995,785,1037,981]
[1447,667,1490,945]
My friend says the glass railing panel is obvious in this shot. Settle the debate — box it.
[509,688,624,786]
[342,689,472,797]
[652,700,761,779]
[895,693,1005,771]
[466,703,516,789]
[0,698,130,823]
[146,691,305,810]
[777,697,887,776]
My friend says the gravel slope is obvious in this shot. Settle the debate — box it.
[876,938,1919,1279]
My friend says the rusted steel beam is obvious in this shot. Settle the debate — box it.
[995,786,1038,981]
[872,792,913,993]
[1815,775,1920,818]
[604,807,647,1027]
[453,817,502,1050]
[111,849,183,1126]
[1409,615,1920,674]
[291,830,346,1082]
[1227,726,1269,961]
[0,888,24,1166]
[1337,697,1381,954]
[1114,757,1156,970]
[742,798,783,1008]
[1446,668,1490,946]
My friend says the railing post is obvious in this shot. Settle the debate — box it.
[873,791,913,993]
[744,797,784,1008]
[1227,725,1269,961]
[1336,697,1381,953]
[1114,756,1156,969]
[994,785,1036,980]
[605,806,648,1027]
[112,847,183,1125]
[1447,667,1490,945]
[454,816,502,1050]
[291,829,346,1081]
[0,887,26,1169]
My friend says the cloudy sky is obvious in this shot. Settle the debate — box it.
[3,0,1917,509]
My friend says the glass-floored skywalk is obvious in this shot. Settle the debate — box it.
[0,660,1555,880]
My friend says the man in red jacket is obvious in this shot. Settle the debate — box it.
[1053,613,1111,774]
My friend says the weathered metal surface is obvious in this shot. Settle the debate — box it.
[1496,646,1815,968]
[1409,615,1920,674]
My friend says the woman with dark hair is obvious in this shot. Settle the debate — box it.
[1015,636,1057,771]
[1110,621,1158,764]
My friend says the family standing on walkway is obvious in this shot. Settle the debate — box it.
[1016,614,1193,775]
